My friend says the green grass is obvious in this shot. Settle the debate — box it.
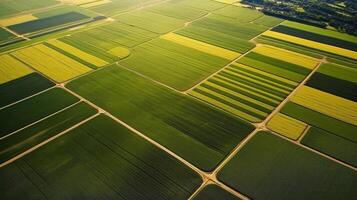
[120,38,230,91]
[213,5,263,23]
[114,10,185,34]
[59,36,117,63]
[66,22,158,49]
[88,0,145,16]
[252,15,284,27]
[281,102,357,143]
[0,0,59,18]
[302,127,357,167]
[194,185,240,200]
[147,2,207,21]
[0,115,202,199]
[0,28,16,43]
[218,131,357,200]
[172,0,226,11]
[0,102,96,163]
[0,88,79,137]
[317,63,357,82]
[33,5,98,18]
[175,14,263,53]
[237,52,310,82]
[67,65,254,171]
[0,73,54,108]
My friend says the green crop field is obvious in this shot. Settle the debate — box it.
[67,65,254,171]
[0,0,356,199]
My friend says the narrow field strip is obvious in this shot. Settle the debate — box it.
[161,33,240,60]
[0,54,32,84]
[291,86,357,125]
[47,39,108,67]
[263,31,357,60]
[267,113,308,140]
[253,45,320,69]
[0,14,37,27]
[80,0,112,8]
[11,44,92,82]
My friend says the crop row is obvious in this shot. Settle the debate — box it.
[0,115,201,199]
[190,61,299,123]
[67,65,254,171]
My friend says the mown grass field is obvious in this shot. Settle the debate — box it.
[0,0,356,199]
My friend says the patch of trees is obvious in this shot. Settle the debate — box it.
[242,0,357,36]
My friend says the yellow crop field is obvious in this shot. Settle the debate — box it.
[0,54,32,84]
[47,39,108,67]
[161,33,240,60]
[80,0,112,8]
[12,44,92,83]
[64,0,95,5]
[291,86,357,125]
[267,113,308,140]
[0,14,37,26]
[263,31,357,59]
[253,45,319,69]
[214,0,239,4]
[108,46,130,58]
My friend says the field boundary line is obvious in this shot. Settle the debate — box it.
[0,86,55,110]
[0,100,81,140]
[183,19,286,94]
[61,85,258,195]
[0,113,99,168]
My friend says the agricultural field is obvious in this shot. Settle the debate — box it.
[120,37,232,91]
[0,0,356,199]
[66,65,254,171]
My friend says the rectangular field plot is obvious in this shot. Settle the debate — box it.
[252,45,319,70]
[213,5,263,23]
[0,102,96,164]
[189,63,298,122]
[0,28,16,43]
[114,10,185,34]
[0,88,79,138]
[67,65,254,171]
[0,14,37,26]
[147,2,207,21]
[290,86,357,125]
[175,14,262,53]
[0,115,202,199]
[120,38,231,91]
[218,132,357,200]
[65,22,158,49]
[267,113,308,140]
[174,0,226,11]
[0,0,59,18]
[12,44,92,82]
[262,31,357,60]
[0,73,54,108]
[161,33,240,60]
[0,54,33,84]
[277,20,357,51]
[7,12,90,35]
[280,102,357,143]
[252,15,283,28]
[46,39,108,68]
[302,127,357,167]
[306,63,357,101]
[194,185,240,200]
